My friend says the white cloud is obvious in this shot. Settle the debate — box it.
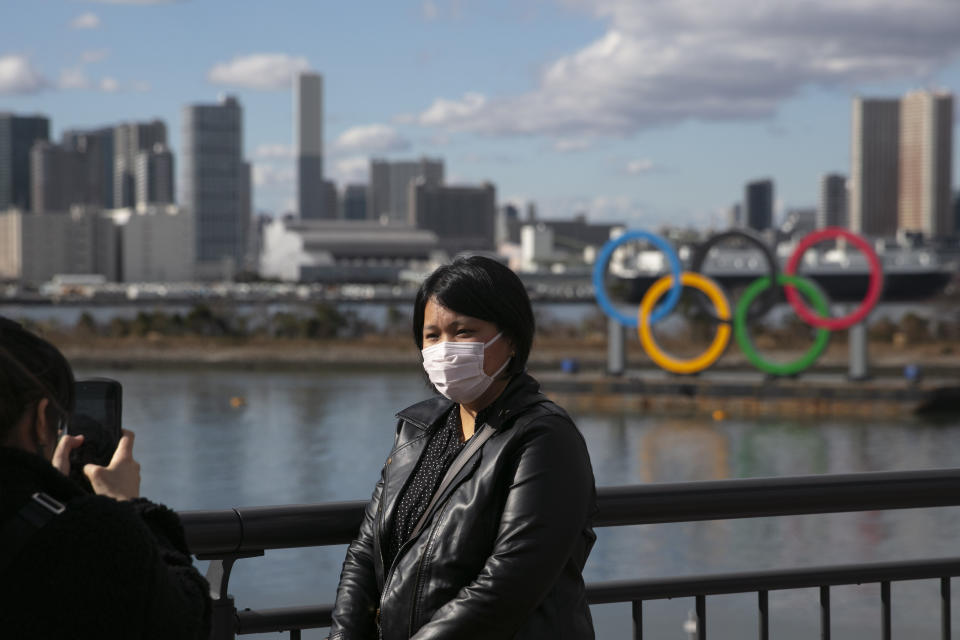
[331,156,370,184]
[625,159,654,174]
[254,143,296,160]
[71,12,101,29]
[207,53,310,90]
[81,49,109,64]
[59,67,90,90]
[418,92,486,126]
[253,164,295,188]
[413,0,960,137]
[0,54,46,95]
[99,76,119,92]
[334,124,411,153]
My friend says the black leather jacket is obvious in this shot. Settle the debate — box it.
[329,373,597,640]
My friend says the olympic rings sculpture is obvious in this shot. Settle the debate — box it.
[592,227,884,376]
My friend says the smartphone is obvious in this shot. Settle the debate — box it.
[68,378,123,480]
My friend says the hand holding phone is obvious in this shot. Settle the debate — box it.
[67,378,122,489]
[84,429,141,501]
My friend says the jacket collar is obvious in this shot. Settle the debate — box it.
[395,372,544,433]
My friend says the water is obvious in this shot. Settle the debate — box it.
[72,365,960,639]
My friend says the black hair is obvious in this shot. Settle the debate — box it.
[0,317,75,444]
[413,256,534,378]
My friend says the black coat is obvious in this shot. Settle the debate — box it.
[0,446,211,639]
[330,373,597,640]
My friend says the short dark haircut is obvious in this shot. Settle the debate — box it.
[0,317,75,442]
[413,256,534,378]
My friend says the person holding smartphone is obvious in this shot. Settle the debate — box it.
[0,317,211,639]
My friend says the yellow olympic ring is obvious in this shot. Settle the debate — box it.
[638,272,732,375]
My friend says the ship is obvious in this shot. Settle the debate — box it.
[616,241,957,303]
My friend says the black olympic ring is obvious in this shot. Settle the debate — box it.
[689,228,780,324]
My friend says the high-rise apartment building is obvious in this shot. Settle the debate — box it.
[135,143,175,208]
[817,174,848,229]
[898,90,954,238]
[181,95,249,279]
[369,157,444,223]
[342,184,367,220]
[30,142,86,212]
[850,97,900,237]
[296,72,326,219]
[0,114,49,211]
[409,180,495,253]
[114,121,166,209]
[744,179,774,231]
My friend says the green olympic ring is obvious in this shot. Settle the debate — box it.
[734,274,831,376]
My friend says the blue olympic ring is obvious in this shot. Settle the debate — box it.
[592,230,683,327]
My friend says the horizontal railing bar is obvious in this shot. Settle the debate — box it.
[181,467,960,555]
[585,557,960,603]
[237,605,333,635]
[227,557,960,636]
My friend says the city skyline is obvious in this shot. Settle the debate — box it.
[2,0,960,228]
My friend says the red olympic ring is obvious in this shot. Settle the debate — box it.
[783,227,883,330]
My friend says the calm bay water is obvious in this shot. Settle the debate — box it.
[73,365,960,639]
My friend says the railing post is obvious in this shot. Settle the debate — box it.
[200,551,264,640]
[881,581,891,640]
[942,577,951,640]
[696,595,706,640]
[820,585,830,640]
[758,590,768,640]
[632,600,642,640]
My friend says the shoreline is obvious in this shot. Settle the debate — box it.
[57,335,960,377]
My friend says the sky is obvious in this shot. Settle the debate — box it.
[2,0,959,229]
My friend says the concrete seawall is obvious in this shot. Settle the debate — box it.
[538,371,960,418]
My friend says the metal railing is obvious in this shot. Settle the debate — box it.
[180,467,960,639]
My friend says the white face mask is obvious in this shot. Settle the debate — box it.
[421,332,511,404]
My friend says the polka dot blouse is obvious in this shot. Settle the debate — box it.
[386,405,488,569]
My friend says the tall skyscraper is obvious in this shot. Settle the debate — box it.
[342,184,367,220]
[817,174,848,229]
[850,97,900,237]
[744,179,774,231]
[30,141,86,212]
[0,114,49,211]
[114,120,166,209]
[63,126,115,208]
[296,72,326,219]
[898,90,954,238]
[135,143,175,208]
[181,95,249,279]
[368,157,444,223]
[409,180,496,253]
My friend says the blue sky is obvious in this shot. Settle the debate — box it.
[2,0,959,228]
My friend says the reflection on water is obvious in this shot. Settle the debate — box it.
[75,366,960,639]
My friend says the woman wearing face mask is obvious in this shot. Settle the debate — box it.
[329,256,597,640]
